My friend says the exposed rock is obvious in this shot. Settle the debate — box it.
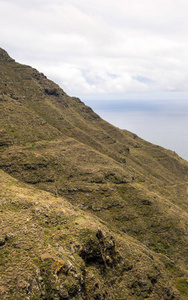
[78,229,118,269]
[58,290,69,299]
[0,237,5,246]
[44,88,60,96]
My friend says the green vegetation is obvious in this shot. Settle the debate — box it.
[0,47,188,299]
[176,278,188,297]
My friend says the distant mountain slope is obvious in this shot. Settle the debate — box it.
[0,48,188,299]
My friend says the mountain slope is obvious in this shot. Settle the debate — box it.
[1,169,186,300]
[0,48,188,299]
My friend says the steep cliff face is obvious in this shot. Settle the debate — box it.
[0,48,188,299]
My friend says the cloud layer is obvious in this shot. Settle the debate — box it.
[1,0,188,98]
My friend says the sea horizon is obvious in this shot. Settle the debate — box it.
[84,99,188,162]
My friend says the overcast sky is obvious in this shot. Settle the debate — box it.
[1,0,188,100]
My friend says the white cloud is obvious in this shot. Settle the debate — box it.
[1,0,188,98]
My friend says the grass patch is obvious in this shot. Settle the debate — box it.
[176,278,188,297]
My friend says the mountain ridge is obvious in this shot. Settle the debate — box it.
[0,48,188,299]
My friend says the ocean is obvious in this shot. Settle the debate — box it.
[85,100,188,162]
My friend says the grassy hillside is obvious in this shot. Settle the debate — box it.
[0,169,187,300]
[0,48,188,299]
